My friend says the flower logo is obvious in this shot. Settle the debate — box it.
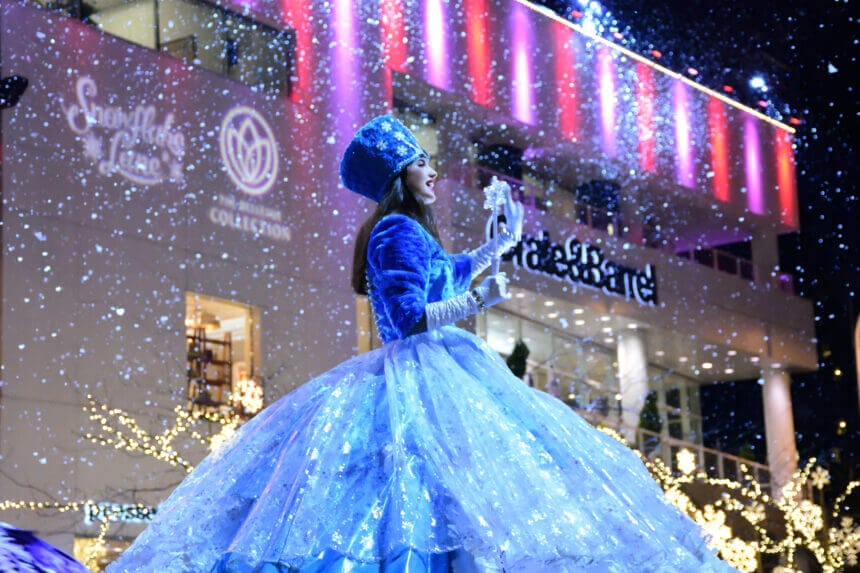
[219,106,279,196]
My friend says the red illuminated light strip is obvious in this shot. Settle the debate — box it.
[708,98,730,202]
[635,62,655,173]
[553,21,578,140]
[465,0,493,107]
[775,130,798,228]
[381,0,408,72]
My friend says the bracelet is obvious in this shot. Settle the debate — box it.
[470,288,487,313]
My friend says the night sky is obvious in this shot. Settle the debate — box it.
[541,0,859,490]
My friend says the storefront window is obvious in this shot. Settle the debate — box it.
[74,536,130,572]
[481,308,705,444]
[185,293,262,418]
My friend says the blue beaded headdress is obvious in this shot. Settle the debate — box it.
[340,115,425,203]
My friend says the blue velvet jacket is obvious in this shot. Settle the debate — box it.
[366,214,473,343]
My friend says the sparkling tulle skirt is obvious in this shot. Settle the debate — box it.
[107,327,735,572]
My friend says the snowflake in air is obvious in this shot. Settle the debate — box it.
[82,132,103,161]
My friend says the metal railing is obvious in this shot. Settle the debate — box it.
[468,164,796,294]
[577,409,772,492]
[472,165,623,237]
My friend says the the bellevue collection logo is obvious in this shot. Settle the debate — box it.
[209,105,290,242]
[219,106,279,196]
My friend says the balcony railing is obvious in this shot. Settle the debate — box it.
[473,165,623,237]
[577,409,772,493]
[468,164,796,294]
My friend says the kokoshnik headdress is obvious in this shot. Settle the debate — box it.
[340,115,425,203]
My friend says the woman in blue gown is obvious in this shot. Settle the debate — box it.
[107,116,736,572]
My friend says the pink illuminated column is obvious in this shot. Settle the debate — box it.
[553,22,578,141]
[635,62,655,173]
[708,98,730,202]
[775,130,798,227]
[673,81,695,188]
[744,116,764,215]
[465,0,493,107]
[510,3,535,125]
[424,0,450,90]
[597,47,616,158]
[332,0,362,139]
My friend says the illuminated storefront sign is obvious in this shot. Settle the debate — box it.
[502,231,658,305]
[62,76,186,185]
[83,502,157,524]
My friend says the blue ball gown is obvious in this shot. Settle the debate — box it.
[107,215,736,572]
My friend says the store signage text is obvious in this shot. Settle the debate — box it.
[83,502,157,524]
[501,231,658,306]
[63,76,185,185]
[209,194,291,242]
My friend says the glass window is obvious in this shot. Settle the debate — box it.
[186,293,262,418]
[43,0,294,95]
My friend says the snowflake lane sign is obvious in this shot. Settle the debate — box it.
[62,75,186,186]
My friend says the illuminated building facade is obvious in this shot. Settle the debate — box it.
[0,0,815,564]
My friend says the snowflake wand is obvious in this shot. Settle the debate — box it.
[483,176,508,276]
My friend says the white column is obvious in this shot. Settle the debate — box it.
[762,368,798,495]
[854,317,860,414]
[617,329,649,443]
[751,230,780,288]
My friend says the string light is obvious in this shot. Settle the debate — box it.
[597,427,860,571]
[82,394,247,473]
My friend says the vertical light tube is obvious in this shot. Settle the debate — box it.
[510,3,535,125]
[333,0,360,141]
[673,80,695,188]
[465,0,493,106]
[597,47,616,158]
[745,116,764,214]
[775,130,798,227]
[635,62,655,173]
[425,0,449,90]
[553,22,577,141]
[380,0,407,73]
[708,98,730,202]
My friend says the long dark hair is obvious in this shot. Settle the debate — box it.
[351,172,441,295]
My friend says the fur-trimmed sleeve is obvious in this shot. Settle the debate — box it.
[448,253,473,294]
[367,214,432,339]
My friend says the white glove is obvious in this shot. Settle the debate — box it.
[468,227,517,279]
[424,273,510,331]
[473,272,510,307]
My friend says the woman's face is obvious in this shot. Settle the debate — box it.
[404,156,438,205]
